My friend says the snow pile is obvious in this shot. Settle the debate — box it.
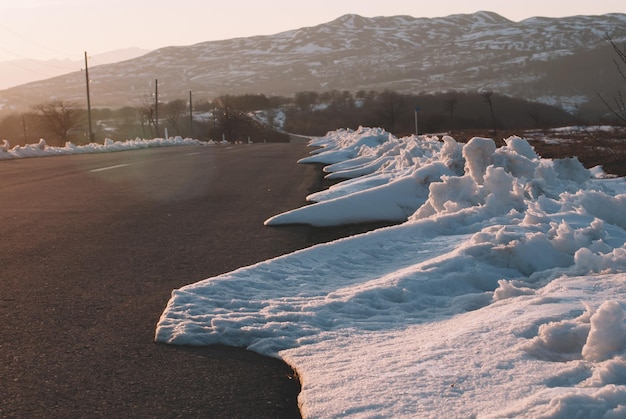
[0,137,215,160]
[156,127,626,418]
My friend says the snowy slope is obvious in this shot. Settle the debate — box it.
[1,12,624,111]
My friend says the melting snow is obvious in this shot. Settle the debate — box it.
[155,127,626,418]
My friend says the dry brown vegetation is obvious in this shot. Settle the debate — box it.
[448,126,626,177]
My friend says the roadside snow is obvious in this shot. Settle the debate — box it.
[156,127,626,418]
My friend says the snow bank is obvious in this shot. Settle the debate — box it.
[0,136,216,160]
[156,127,626,418]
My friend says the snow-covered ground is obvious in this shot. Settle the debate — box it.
[154,127,626,418]
[0,137,213,159]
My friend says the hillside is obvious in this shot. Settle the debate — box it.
[0,12,625,117]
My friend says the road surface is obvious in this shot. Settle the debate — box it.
[0,143,339,418]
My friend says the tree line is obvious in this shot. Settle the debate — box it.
[0,88,616,147]
[0,95,291,147]
[282,89,583,137]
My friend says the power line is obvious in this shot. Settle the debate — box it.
[0,20,77,60]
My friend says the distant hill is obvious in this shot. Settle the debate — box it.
[0,48,150,90]
[0,12,624,118]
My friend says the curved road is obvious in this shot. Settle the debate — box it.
[0,143,342,418]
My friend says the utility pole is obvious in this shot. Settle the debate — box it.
[84,51,94,142]
[189,90,193,138]
[22,115,27,144]
[414,106,420,136]
[154,79,159,138]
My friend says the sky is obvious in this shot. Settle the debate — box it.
[0,0,625,63]
[3,125,626,416]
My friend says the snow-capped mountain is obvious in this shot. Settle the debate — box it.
[1,11,624,114]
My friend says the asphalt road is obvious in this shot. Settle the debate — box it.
[0,143,343,418]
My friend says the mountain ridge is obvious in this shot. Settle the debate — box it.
[0,12,624,117]
[0,48,151,91]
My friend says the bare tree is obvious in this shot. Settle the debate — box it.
[213,96,238,141]
[376,90,403,133]
[136,105,151,138]
[32,101,82,144]
[481,90,497,135]
[598,34,626,123]
[136,97,156,138]
[295,91,319,113]
[445,94,458,132]
[164,99,186,136]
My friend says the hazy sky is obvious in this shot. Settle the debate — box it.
[0,0,624,63]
